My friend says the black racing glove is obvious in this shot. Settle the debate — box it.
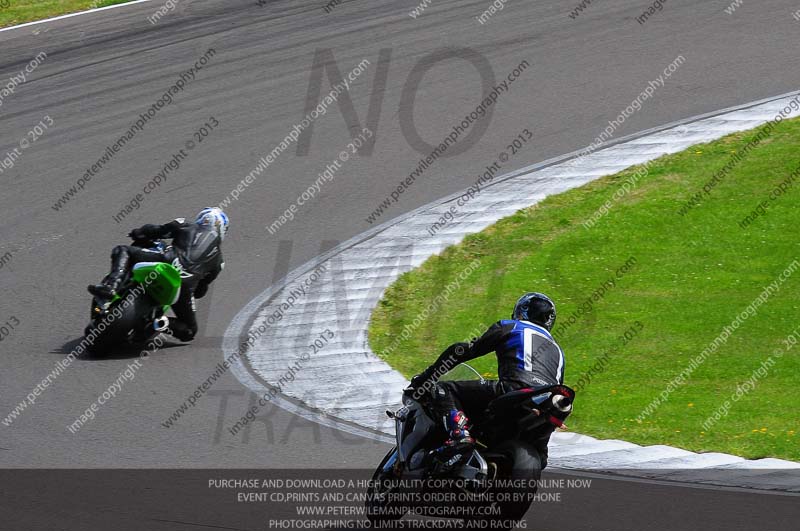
[128,228,147,241]
[404,371,434,401]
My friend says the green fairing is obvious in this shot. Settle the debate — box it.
[131,263,182,307]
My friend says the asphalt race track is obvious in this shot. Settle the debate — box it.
[0,0,799,528]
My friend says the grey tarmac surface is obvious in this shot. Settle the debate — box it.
[0,0,798,528]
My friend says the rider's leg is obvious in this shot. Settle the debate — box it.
[169,287,198,342]
[498,379,552,469]
[434,380,499,457]
[88,246,166,298]
[88,245,131,298]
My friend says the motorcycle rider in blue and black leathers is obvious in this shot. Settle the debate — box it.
[405,292,565,469]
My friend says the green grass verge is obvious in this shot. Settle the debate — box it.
[369,117,800,461]
[0,1,136,28]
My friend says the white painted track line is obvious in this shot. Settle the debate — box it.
[0,0,157,34]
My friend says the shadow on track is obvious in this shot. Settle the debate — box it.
[51,336,187,360]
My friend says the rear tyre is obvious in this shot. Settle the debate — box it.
[478,440,542,528]
[85,291,156,355]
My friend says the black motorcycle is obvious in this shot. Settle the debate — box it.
[365,363,575,528]
[84,240,182,355]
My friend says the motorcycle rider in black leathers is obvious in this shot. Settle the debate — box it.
[406,292,564,469]
[87,207,229,342]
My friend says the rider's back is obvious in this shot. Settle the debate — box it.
[171,223,223,277]
[493,319,564,388]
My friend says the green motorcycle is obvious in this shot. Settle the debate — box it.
[85,261,182,355]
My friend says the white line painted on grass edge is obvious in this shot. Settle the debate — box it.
[0,0,157,34]
[223,91,800,490]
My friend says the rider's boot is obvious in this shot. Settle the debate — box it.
[88,247,130,299]
[87,269,125,299]
[434,410,475,467]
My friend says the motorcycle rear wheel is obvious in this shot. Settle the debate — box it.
[85,290,156,355]
[472,439,543,528]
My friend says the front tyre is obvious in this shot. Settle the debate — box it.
[365,447,408,523]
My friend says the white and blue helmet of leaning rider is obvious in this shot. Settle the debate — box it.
[195,207,230,240]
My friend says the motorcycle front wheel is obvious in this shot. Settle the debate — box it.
[364,447,409,523]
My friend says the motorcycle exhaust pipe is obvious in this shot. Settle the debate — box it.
[552,394,572,413]
[153,316,170,333]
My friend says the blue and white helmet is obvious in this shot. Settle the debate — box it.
[195,207,229,240]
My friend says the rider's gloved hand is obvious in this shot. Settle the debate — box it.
[404,371,432,400]
[128,228,147,241]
